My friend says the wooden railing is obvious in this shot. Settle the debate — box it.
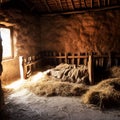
[19,55,41,79]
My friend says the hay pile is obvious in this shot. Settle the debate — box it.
[109,66,120,78]
[82,78,120,108]
[22,75,88,97]
[47,63,89,84]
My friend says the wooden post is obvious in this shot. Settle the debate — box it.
[107,52,112,68]
[59,52,62,64]
[19,56,26,79]
[53,52,57,65]
[65,52,67,63]
[0,33,4,111]
[88,53,94,85]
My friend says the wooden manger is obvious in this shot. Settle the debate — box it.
[19,51,120,84]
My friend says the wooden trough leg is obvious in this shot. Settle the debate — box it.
[88,53,94,85]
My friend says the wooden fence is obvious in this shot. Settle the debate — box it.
[19,51,120,84]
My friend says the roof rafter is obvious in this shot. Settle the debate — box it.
[57,0,63,11]
[43,0,51,12]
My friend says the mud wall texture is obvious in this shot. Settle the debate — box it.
[40,9,120,54]
[0,8,120,84]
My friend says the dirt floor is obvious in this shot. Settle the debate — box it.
[1,76,120,120]
[0,89,120,120]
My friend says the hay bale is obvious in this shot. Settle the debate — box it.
[82,78,120,108]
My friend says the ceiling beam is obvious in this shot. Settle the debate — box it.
[65,0,69,10]
[57,0,63,11]
[40,5,120,16]
[43,0,51,12]
[79,0,82,8]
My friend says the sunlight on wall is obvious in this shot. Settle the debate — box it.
[0,28,12,59]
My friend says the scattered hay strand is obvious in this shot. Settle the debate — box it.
[82,78,120,108]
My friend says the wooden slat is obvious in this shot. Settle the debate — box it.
[79,0,82,8]
[91,0,93,8]
[83,0,87,8]
[108,0,110,5]
[98,0,101,7]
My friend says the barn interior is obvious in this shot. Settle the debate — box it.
[0,0,120,120]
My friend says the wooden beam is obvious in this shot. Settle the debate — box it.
[65,0,69,10]
[58,0,63,11]
[79,0,82,8]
